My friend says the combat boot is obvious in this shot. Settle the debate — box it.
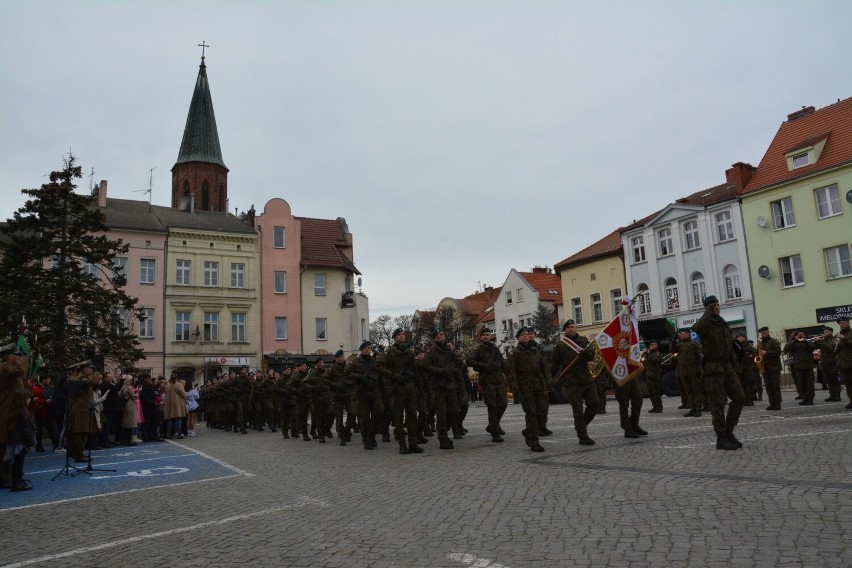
[539,428,553,437]
[692,409,702,418]
[416,434,428,444]
[408,444,424,453]
[302,433,311,441]
[363,442,374,450]
[726,430,743,448]
[439,439,454,449]
[624,429,640,439]
[491,433,503,443]
[319,436,326,443]
[530,443,545,452]
[716,434,738,450]
[633,425,648,436]
[339,438,347,447]
[282,431,290,439]
[382,433,391,443]
[578,436,595,446]
[683,408,696,417]
[399,441,410,454]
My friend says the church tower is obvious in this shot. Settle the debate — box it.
[171,52,229,212]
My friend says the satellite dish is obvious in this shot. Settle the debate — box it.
[846,189,852,204]
[756,216,767,228]
[757,265,770,279]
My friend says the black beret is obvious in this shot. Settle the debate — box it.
[702,295,719,306]
[359,341,372,350]
[758,326,769,332]
[334,349,345,357]
[392,328,405,338]
[562,320,575,330]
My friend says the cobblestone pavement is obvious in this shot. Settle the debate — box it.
[1,391,850,568]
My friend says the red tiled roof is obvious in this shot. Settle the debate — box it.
[519,272,562,302]
[620,181,738,232]
[297,216,360,274]
[554,229,623,270]
[744,97,852,194]
[459,287,502,324]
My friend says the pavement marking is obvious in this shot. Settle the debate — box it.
[0,496,330,568]
[661,429,851,449]
[173,440,254,476]
[447,552,509,568]
[28,453,197,476]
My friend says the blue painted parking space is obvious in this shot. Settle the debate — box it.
[1,442,246,510]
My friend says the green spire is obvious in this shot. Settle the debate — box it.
[175,56,227,169]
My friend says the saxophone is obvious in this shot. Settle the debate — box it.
[755,349,765,375]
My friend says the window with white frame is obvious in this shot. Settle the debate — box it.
[139,308,155,339]
[203,261,219,287]
[274,271,287,293]
[112,257,127,279]
[314,273,326,296]
[771,197,796,229]
[274,317,288,340]
[658,228,674,256]
[637,284,651,315]
[791,152,810,168]
[824,245,852,279]
[591,293,603,322]
[571,298,583,325]
[82,259,98,278]
[316,318,327,340]
[230,263,245,288]
[690,272,706,306]
[140,258,155,284]
[203,312,219,342]
[609,288,622,318]
[361,318,367,342]
[176,259,191,285]
[231,313,246,342]
[779,255,804,287]
[175,311,191,341]
[683,220,700,250]
[664,278,679,310]
[273,226,285,248]
[814,184,842,219]
[723,265,742,300]
[631,236,646,263]
[715,211,735,242]
[516,288,523,302]
[506,291,513,305]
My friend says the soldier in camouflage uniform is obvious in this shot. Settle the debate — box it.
[276,367,298,438]
[377,329,423,454]
[423,330,461,450]
[835,317,852,409]
[744,341,763,402]
[346,341,384,450]
[671,328,703,417]
[325,350,354,446]
[449,342,470,438]
[469,328,507,442]
[782,331,816,405]
[412,348,430,443]
[758,326,783,410]
[733,333,755,406]
[551,320,596,445]
[643,340,664,413]
[692,295,744,450]
[302,359,333,442]
[507,327,549,452]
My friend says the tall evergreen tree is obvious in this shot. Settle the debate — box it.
[531,303,559,345]
[0,155,144,374]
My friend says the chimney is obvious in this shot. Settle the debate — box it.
[531,266,549,274]
[787,106,815,121]
[725,162,756,193]
[97,180,107,208]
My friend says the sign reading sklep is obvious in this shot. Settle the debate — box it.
[815,304,852,323]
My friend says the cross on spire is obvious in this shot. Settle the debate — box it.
[198,41,209,61]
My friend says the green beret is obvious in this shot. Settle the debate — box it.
[392,328,405,338]
[702,295,719,306]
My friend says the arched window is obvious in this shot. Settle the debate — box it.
[182,180,190,198]
[664,277,679,310]
[201,181,210,211]
[723,265,741,300]
[690,272,706,306]
[637,283,651,315]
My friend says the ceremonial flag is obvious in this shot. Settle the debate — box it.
[594,296,643,386]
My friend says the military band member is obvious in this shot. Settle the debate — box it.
[469,328,508,442]
[346,341,384,450]
[733,333,755,405]
[551,320,596,446]
[834,317,852,409]
[643,340,664,413]
[65,361,101,462]
[782,331,817,405]
[758,326,783,410]
[376,329,423,455]
[692,296,745,451]
[508,327,549,452]
[816,326,841,402]
[745,340,763,402]
[671,328,703,417]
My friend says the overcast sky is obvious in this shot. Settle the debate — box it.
[2,1,850,319]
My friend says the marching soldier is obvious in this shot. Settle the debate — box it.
[671,328,703,417]
[469,328,508,442]
[692,296,745,450]
[346,341,384,450]
[551,321,596,446]
[325,350,355,446]
[423,330,461,449]
[816,326,841,402]
[758,326,783,410]
[507,327,550,452]
[302,359,333,442]
[643,340,664,413]
[376,329,423,454]
[745,340,763,402]
[733,333,756,405]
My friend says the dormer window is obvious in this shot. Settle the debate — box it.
[791,153,810,168]
[784,132,829,171]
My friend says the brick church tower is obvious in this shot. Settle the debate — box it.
[171,54,228,212]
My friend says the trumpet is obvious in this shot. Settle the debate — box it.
[796,333,823,342]
[661,353,674,365]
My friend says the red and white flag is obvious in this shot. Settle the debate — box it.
[594,296,643,386]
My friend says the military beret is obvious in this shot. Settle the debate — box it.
[314,358,324,364]
[358,341,372,350]
[432,328,443,338]
[702,295,719,306]
[0,342,22,357]
[392,328,405,338]
[838,317,849,323]
[678,327,691,333]
[478,328,493,337]
[823,326,833,332]
[334,349,345,357]
[515,327,527,339]
[562,320,575,330]
[758,326,769,332]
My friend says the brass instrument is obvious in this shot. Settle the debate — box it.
[832,335,841,353]
[754,352,765,375]
[660,353,674,365]
[588,342,607,379]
